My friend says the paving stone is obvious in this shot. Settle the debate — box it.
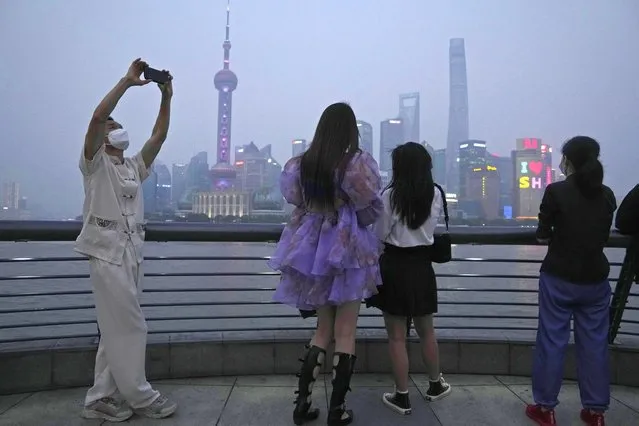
[611,384,639,412]
[412,373,500,387]
[217,385,328,426]
[0,388,100,426]
[345,386,441,425]
[0,393,31,416]
[418,384,531,425]
[236,374,324,387]
[124,384,231,426]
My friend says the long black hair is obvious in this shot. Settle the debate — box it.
[386,142,435,229]
[300,102,360,208]
[562,136,604,198]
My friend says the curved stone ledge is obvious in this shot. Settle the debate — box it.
[2,330,638,395]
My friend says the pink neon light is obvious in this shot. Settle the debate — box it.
[528,161,543,175]
[523,138,539,150]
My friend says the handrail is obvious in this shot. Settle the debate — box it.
[0,220,631,247]
[0,222,635,346]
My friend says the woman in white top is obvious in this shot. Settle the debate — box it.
[367,142,452,415]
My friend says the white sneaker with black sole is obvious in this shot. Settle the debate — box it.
[381,390,412,415]
[425,375,452,401]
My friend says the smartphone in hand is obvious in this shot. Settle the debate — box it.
[143,67,170,84]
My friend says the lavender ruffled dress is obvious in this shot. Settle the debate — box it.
[269,151,384,311]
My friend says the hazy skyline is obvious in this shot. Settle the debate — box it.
[1,0,638,217]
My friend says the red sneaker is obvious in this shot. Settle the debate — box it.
[580,409,605,426]
[526,404,557,425]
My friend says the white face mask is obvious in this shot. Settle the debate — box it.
[107,129,130,151]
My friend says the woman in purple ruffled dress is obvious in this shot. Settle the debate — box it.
[269,102,383,426]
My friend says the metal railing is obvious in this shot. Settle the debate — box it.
[0,221,635,346]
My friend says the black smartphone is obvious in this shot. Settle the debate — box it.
[143,67,170,84]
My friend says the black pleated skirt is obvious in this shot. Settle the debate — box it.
[366,243,438,316]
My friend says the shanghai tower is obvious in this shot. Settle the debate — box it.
[445,38,469,193]
[210,0,238,190]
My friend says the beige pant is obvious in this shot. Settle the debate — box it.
[85,241,159,409]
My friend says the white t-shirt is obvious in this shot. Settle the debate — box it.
[373,187,443,247]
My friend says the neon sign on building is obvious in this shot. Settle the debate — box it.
[518,160,544,189]
[516,137,543,152]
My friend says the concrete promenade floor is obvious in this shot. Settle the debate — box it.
[1,374,639,426]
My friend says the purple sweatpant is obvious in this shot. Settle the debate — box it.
[532,272,611,411]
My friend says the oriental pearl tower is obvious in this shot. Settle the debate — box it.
[209,0,238,190]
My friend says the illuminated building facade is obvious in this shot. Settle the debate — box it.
[513,137,546,219]
[458,140,487,201]
[541,143,553,187]
[488,153,514,218]
[193,191,250,218]
[467,165,500,220]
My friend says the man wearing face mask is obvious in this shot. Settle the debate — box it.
[75,58,177,421]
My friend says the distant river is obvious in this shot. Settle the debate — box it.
[0,242,635,345]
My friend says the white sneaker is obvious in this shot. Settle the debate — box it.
[133,395,178,419]
[82,396,133,422]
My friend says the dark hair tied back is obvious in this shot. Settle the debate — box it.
[562,136,604,198]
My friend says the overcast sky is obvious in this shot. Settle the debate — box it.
[1,0,638,217]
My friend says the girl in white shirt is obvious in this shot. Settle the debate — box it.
[367,142,452,415]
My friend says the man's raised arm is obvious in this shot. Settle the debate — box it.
[141,74,173,168]
[84,58,152,161]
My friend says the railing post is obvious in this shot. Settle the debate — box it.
[609,241,637,344]
[406,316,412,337]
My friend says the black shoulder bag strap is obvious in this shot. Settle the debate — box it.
[434,183,449,231]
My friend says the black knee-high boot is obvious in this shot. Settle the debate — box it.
[327,353,356,426]
[293,344,326,425]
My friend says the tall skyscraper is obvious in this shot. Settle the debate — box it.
[399,93,420,143]
[356,120,373,155]
[445,38,470,194]
[379,118,403,172]
[210,0,238,190]
[292,139,307,157]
